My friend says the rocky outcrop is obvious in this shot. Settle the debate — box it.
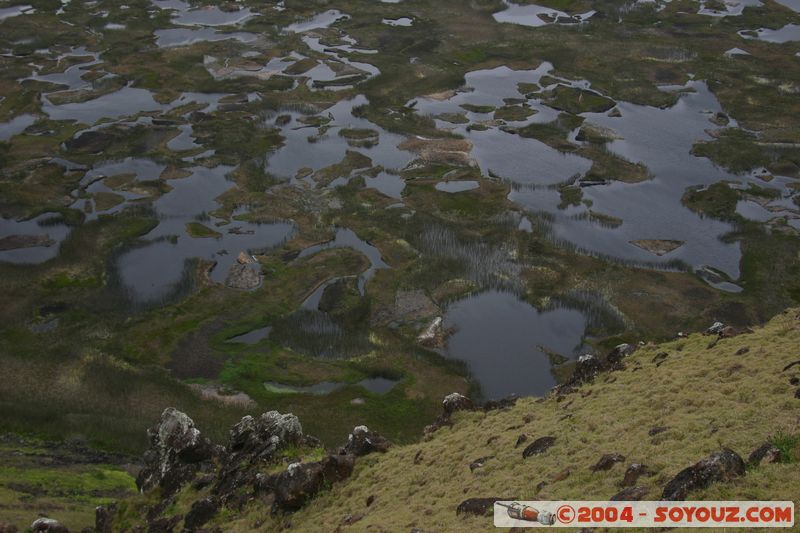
[425,393,474,434]
[342,425,391,457]
[136,408,216,495]
[661,448,746,500]
[213,411,306,506]
[125,408,362,530]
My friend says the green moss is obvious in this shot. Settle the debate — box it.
[545,86,616,114]
[682,182,739,221]
[494,105,536,122]
[185,222,222,239]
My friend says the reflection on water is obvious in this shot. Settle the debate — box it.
[739,24,800,43]
[298,228,388,294]
[493,0,595,27]
[435,180,479,193]
[113,165,294,305]
[444,290,587,399]
[266,95,412,181]
[412,65,592,186]
[0,213,71,264]
[0,114,36,140]
[284,10,349,33]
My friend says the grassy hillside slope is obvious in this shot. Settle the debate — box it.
[238,309,800,532]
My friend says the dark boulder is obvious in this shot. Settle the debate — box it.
[661,448,745,500]
[456,498,511,517]
[747,443,781,466]
[342,425,391,457]
[184,497,219,531]
[259,455,355,513]
[621,463,653,487]
[136,408,216,495]
[611,486,650,501]
[590,453,626,472]
[469,456,493,472]
[522,436,556,458]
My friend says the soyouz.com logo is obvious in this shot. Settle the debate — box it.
[493,501,795,528]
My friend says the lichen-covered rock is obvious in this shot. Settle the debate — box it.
[214,411,304,505]
[661,448,745,500]
[443,393,473,415]
[136,408,215,495]
[607,343,636,365]
[425,393,474,433]
[342,425,391,457]
[30,518,69,533]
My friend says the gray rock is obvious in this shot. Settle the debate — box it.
[707,321,725,335]
[30,518,69,533]
[136,408,215,494]
[442,392,473,415]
